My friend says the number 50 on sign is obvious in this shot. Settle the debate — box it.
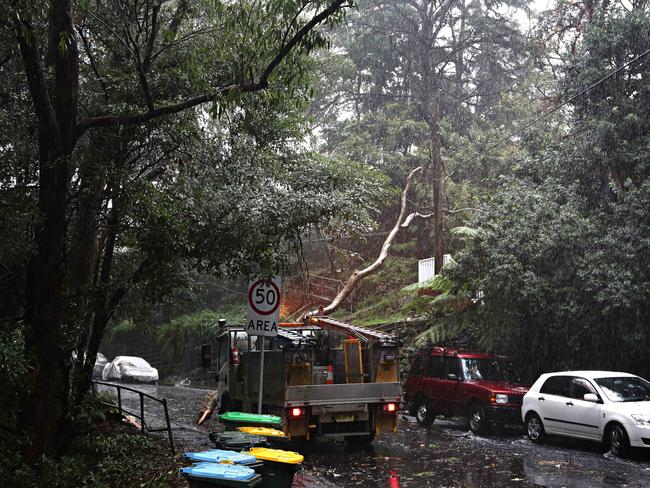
[246,277,281,337]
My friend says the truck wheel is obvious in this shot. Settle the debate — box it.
[468,404,488,435]
[415,401,436,427]
[290,435,316,453]
[344,431,375,448]
[218,393,230,414]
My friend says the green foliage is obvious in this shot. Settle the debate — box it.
[155,308,242,358]
[1,0,381,465]
[102,306,246,375]
[105,319,139,340]
[0,424,181,488]
[449,174,650,379]
[0,322,28,430]
[400,4,650,383]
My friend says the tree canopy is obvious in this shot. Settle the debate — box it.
[0,0,392,462]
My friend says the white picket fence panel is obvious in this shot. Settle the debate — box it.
[418,254,453,283]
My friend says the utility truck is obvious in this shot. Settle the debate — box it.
[213,316,402,443]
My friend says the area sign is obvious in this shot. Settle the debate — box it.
[246,276,281,337]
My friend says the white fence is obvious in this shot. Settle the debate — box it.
[418,254,453,283]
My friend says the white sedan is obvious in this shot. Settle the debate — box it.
[102,356,159,383]
[522,371,650,457]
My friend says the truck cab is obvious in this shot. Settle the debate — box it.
[214,316,403,444]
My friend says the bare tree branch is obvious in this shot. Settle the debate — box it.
[77,25,110,103]
[401,211,433,227]
[445,207,481,214]
[312,166,423,316]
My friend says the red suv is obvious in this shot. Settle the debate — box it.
[405,347,529,434]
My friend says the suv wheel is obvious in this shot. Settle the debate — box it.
[468,404,487,435]
[607,423,630,458]
[415,401,435,427]
[525,412,545,443]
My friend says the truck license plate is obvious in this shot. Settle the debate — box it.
[334,414,354,422]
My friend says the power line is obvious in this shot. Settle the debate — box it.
[469,46,650,161]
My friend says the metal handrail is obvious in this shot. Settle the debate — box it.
[92,380,175,453]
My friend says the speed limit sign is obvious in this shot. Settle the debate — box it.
[245,276,281,337]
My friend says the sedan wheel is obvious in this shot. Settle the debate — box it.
[526,413,544,443]
[608,424,630,458]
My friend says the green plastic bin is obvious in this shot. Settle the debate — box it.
[218,412,282,431]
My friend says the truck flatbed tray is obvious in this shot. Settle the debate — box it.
[285,382,402,407]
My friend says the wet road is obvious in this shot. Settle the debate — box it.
[295,417,650,487]
[98,384,650,487]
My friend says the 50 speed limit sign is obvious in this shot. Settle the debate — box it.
[246,276,281,337]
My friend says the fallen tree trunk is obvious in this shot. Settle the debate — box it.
[309,166,432,317]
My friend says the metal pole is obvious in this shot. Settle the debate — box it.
[162,399,175,454]
[117,386,122,417]
[257,337,265,414]
[140,392,145,433]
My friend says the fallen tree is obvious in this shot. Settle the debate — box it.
[309,166,432,317]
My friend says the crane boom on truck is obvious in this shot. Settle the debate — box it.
[213,316,402,444]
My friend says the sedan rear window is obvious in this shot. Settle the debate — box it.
[595,376,650,402]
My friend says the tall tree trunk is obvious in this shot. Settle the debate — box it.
[22,152,71,462]
[431,99,444,274]
[17,0,80,461]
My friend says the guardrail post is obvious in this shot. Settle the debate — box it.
[139,392,145,433]
[162,399,175,453]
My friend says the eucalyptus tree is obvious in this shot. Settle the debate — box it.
[312,0,530,268]
[0,0,382,461]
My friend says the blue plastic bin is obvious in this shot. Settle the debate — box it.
[184,449,257,465]
[179,462,262,488]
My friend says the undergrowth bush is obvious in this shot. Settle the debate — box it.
[0,405,183,488]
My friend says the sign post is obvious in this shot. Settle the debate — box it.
[246,276,281,414]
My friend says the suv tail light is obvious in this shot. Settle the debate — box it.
[383,403,397,413]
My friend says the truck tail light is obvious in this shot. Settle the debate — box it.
[383,403,397,413]
[289,407,304,417]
